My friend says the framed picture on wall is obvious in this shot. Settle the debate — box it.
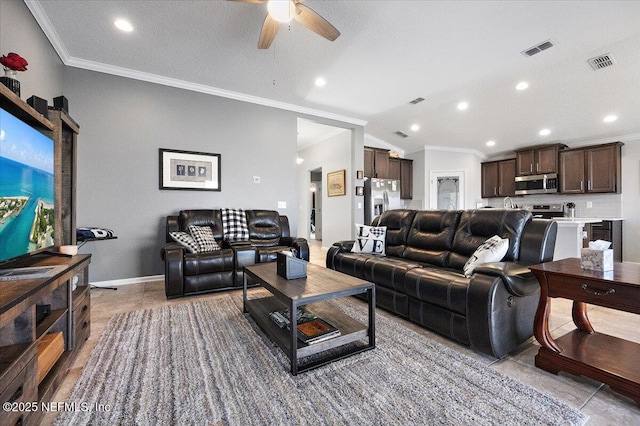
[159,148,221,191]
[327,169,346,197]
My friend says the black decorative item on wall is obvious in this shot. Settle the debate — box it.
[159,148,222,191]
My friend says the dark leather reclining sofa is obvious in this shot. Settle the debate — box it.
[162,209,309,299]
[326,208,557,358]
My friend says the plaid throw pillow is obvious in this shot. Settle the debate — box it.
[188,225,221,252]
[463,235,509,277]
[351,224,387,256]
[169,231,199,254]
[221,208,249,242]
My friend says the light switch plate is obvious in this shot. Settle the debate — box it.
[278,201,286,209]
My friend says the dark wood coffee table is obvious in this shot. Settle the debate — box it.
[530,258,640,404]
[243,263,375,375]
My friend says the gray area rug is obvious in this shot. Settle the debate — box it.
[55,296,587,425]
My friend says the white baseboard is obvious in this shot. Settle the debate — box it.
[91,275,164,288]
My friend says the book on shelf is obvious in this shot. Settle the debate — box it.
[269,306,317,329]
[296,318,341,344]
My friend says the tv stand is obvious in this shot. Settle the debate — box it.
[0,254,91,426]
[43,250,74,258]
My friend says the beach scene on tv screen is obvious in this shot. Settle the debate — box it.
[0,109,55,263]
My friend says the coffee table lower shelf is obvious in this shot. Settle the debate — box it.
[245,296,372,372]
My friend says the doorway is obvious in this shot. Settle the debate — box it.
[430,171,465,209]
[310,169,322,240]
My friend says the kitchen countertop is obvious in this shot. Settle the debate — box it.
[552,217,624,225]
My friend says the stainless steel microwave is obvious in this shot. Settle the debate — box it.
[514,173,558,195]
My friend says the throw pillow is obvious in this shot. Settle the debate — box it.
[169,231,199,254]
[463,235,509,277]
[188,225,221,252]
[351,224,387,256]
[221,208,250,242]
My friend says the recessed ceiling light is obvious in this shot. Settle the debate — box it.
[603,115,618,123]
[315,78,326,87]
[114,19,133,32]
[515,81,529,91]
[486,140,496,147]
[410,124,420,132]
[457,101,469,111]
[539,128,551,136]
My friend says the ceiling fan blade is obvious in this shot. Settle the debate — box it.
[258,14,280,49]
[293,3,340,42]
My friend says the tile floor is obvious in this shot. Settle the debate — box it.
[43,240,640,425]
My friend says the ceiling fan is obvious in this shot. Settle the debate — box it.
[229,0,340,49]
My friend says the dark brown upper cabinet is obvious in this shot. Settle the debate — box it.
[481,159,516,198]
[559,142,622,194]
[515,144,565,176]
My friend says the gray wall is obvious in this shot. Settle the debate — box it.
[64,68,303,282]
[0,0,64,101]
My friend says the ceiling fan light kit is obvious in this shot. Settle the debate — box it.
[267,1,296,23]
[230,0,340,49]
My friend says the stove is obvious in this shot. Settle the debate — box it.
[526,204,565,219]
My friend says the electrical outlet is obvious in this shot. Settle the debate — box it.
[253,176,260,184]
[586,201,593,208]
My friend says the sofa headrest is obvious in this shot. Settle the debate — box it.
[178,210,224,240]
[374,210,417,257]
[403,210,462,267]
[449,209,532,270]
[245,210,282,246]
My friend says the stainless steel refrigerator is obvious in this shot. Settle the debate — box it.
[364,178,403,224]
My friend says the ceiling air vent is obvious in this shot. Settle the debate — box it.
[394,131,409,138]
[521,39,556,57]
[588,54,615,70]
[409,97,425,105]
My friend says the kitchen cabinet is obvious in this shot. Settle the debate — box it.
[364,146,390,178]
[515,144,565,176]
[559,142,622,194]
[389,158,401,180]
[400,158,413,199]
[481,159,516,198]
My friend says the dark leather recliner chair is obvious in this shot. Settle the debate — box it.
[161,209,309,299]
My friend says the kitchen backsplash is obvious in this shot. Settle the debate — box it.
[486,193,622,218]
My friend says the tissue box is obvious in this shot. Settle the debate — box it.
[581,248,614,271]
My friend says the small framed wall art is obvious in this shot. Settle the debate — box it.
[159,148,221,191]
[327,169,346,197]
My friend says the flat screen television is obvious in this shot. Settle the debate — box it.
[0,107,55,265]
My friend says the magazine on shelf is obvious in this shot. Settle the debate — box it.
[296,318,341,344]
[269,306,317,329]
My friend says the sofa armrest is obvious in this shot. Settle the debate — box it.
[162,244,185,299]
[333,240,355,252]
[473,262,540,297]
[221,240,252,249]
[280,237,310,261]
[166,216,179,243]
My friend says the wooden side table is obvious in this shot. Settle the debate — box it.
[530,258,640,404]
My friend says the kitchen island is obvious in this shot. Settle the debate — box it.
[552,217,623,260]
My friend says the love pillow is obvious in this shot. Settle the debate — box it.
[351,224,387,256]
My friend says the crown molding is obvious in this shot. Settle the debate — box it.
[25,0,368,128]
[562,132,640,148]
[405,144,487,160]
